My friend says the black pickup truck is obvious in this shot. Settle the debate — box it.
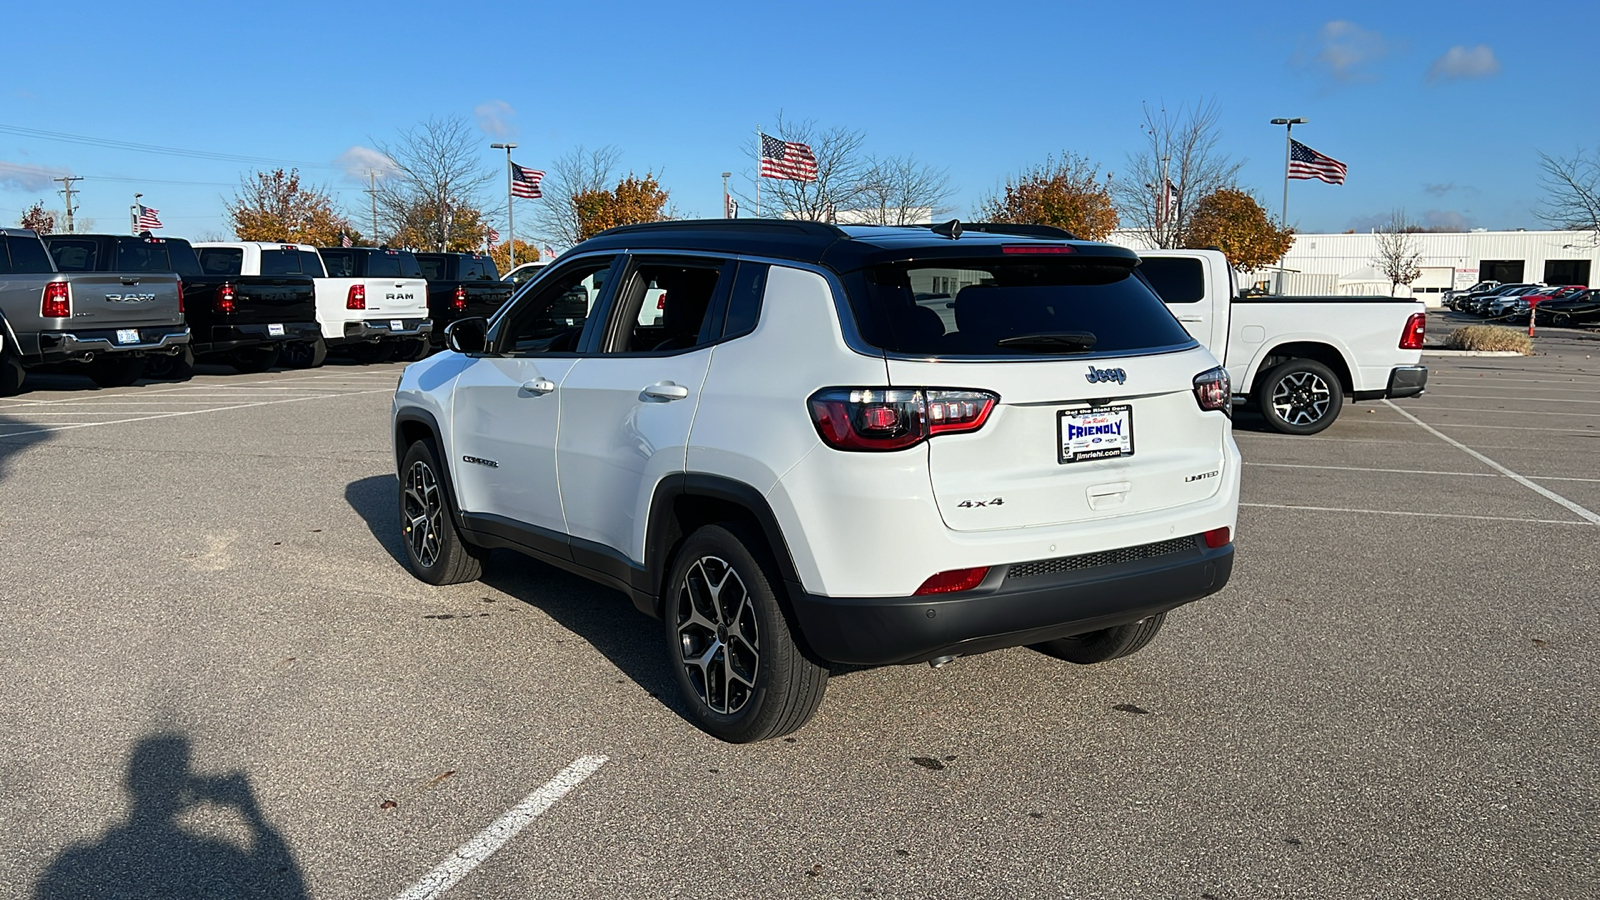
[44,234,319,377]
[414,252,514,347]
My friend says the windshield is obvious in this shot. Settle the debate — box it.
[845,258,1195,356]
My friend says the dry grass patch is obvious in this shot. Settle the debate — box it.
[1443,326,1533,354]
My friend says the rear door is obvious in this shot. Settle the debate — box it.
[851,252,1231,533]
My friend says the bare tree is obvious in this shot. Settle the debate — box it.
[1372,209,1424,296]
[1535,148,1600,241]
[372,115,496,250]
[531,145,623,249]
[849,155,954,225]
[740,113,870,221]
[1114,99,1243,248]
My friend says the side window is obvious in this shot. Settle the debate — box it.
[723,262,767,340]
[6,236,57,274]
[199,248,244,276]
[605,259,726,354]
[496,257,617,355]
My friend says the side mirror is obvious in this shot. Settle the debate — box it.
[445,317,489,354]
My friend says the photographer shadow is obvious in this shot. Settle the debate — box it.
[35,734,306,900]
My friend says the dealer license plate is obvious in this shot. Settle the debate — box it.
[116,329,140,345]
[390,319,405,331]
[1058,405,1134,464]
[267,323,285,336]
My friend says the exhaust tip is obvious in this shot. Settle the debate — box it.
[928,655,958,669]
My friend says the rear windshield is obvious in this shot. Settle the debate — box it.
[48,239,99,272]
[421,254,497,281]
[319,249,355,277]
[461,255,497,280]
[114,238,202,276]
[845,258,1195,356]
[199,247,243,276]
[364,250,424,279]
[417,255,445,281]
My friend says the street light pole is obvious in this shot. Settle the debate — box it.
[490,142,517,267]
[721,171,732,218]
[1270,117,1308,293]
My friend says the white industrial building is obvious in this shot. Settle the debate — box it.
[1111,229,1600,306]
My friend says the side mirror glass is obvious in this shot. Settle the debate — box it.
[445,317,488,354]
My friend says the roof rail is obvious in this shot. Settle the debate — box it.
[591,218,850,240]
[940,222,1080,240]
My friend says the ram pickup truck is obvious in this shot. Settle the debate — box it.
[46,234,318,377]
[414,252,513,345]
[0,228,187,394]
[1136,249,1427,434]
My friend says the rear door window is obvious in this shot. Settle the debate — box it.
[199,248,244,275]
[846,258,1194,357]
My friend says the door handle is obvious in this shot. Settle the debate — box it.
[521,379,556,395]
[1176,315,1204,323]
[642,381,690,401]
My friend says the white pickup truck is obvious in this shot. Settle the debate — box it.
[194,242,431,366]
[1138,249,1427,434]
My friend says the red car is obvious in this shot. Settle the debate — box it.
[1512,286,1587,321]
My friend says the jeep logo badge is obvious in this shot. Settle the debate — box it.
[1085,366,1127,385]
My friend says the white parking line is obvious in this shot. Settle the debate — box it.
[0,390,390,439]
[1241,502,1588,526]
[1408,394,1600,405]
[1401,406,1600,418]
[1245,462,1497,478]
[1383,400,1600,526]
[392,755,608,900]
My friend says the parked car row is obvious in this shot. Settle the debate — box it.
[1533,288,1600,327]
[0,227,527,395]
[1445,281,1590,322]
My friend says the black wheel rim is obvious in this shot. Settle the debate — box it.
[402,459,444,569]
[674,555,759,715]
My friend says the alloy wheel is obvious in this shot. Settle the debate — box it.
[402,459,444,569]
[674,556,760,715]
[1272,371,1331,426]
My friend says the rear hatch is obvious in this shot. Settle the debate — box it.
[845,248,1231,532]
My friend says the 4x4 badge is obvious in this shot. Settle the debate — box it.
[1085,366,1127,385]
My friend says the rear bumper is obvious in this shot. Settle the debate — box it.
[198,321,321,354]
[786,538,1234,666]
[333,318,433,344]
[1352,365,1428,402]
[32,327,191,364]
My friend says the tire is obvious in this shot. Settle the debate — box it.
[344,342,387,365]
[0,349,25,396]
[1032,613,1167,665]
[87,356,144,388]
[390,337,431,362]
[1554,313,1571,327]
[398,439,485,585]
[229,344,281,374]
[279,336,327,369]
[144,346,195,382]
[1255,358,1344,435]
[664,524,828,743]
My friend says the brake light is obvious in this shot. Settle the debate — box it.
[347,284,366,310]
[452,285,468,312]
[808,388,998,451]
[41,282,71,318]
[1001,245,1075,254]
[1399,312,1426,349]
[1192,366,1231,416]
[914,566,990,595]
[214,283,236,314]
[176,280,184,314]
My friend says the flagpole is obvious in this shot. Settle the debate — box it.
[491,142,517,267]
[755,126,761,219]
[1270,117,1307,293]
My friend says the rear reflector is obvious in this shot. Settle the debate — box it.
[1203,527,1231,549]
[914,567,989,595]
[1399,312,1426,349]
[1001,245,1075,255]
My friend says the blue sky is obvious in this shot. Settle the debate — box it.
[1,0,1595,241]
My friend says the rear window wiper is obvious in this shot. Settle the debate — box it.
[995,331,1098,352]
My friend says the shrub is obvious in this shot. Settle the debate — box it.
[1443,325,1533,354]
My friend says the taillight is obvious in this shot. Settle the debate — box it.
[1001,245,1075,254]
[808,388,997,451]
[41,282,71,318]
[214,283,236,315]
[1192,366,1231,416]
[347,284,366,310]
[176,280,185,314]
[914,567,990,595]
[1203,527,1231,549]
[1399,312,1426,349]
[452,285,468,312]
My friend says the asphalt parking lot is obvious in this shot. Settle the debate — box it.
[2,325,1597,900]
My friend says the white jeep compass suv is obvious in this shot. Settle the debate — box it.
[391,219,1240,742]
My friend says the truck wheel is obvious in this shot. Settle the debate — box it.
[229,344,281,374]
[665,524,828,743]
[1032,613,1166,664]
[280,337,327,369]
[399,439,485,585]
[345,342,387,365]
[88,356,144,388]
[391,337,432,362]
[1255,359,1343,435]
[144,346,195,382]
[0,350,25,396]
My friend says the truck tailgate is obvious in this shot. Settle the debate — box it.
[57,273,184,328]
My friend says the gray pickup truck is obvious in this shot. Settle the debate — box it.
[0,228,188,395]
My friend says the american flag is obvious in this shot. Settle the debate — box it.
[511,162,544,199]
[759,133,818,182]
[340,232,353,248]
[486,226,501,251]
[1288,140,1347,184]
[136,204,163,230]
[543,244,555,259]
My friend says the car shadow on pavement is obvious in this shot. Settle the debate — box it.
[0,413,53,486]
[33,733,307,900]
[343,475,686,715]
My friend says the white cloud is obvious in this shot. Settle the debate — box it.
[1428,45,1500,83]
[334,146,399,181]
[1310,20,1388,82]
[0,160,67,192]
[474,100,518,139]
[1422,209,1475,231]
